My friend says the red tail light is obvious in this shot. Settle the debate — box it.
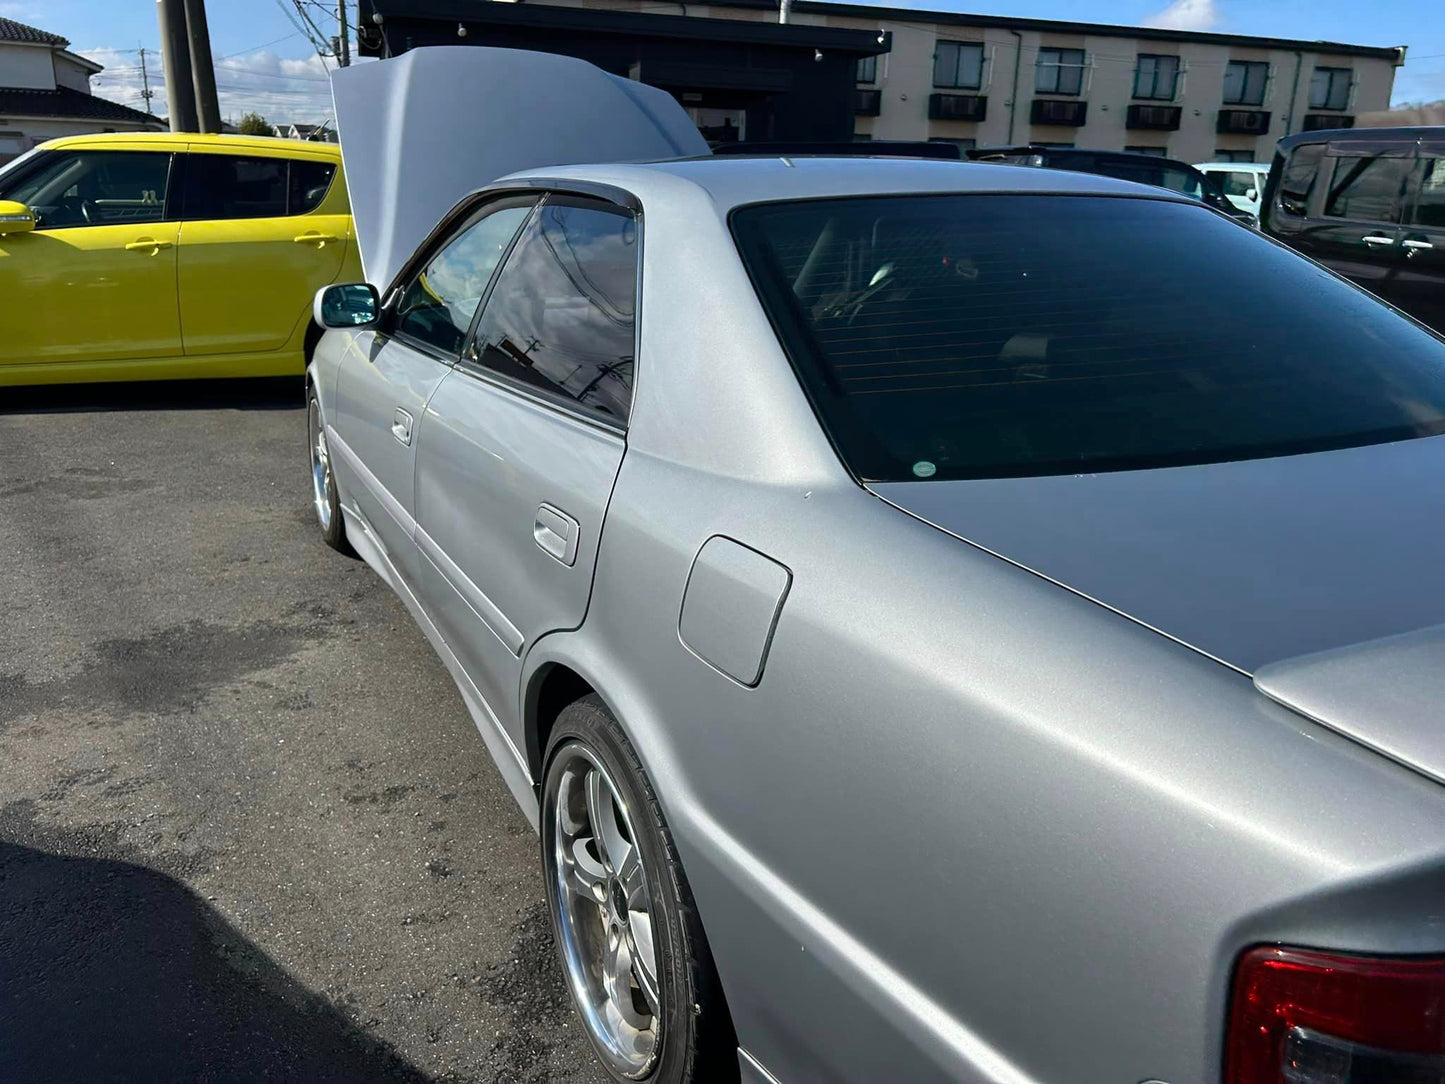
[1226,946,1445,1083]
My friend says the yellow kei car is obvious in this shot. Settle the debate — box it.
[0,132,361,385]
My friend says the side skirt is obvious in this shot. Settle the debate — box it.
[0,349,307,387]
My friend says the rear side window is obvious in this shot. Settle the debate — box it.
[289,159,336,214]
[182,154,337,219]
[1277,144,1324,216]
[468,198,638,425]
[1324,153,1411,223]
[1408,155,1445,229]
[732,194,1445,481]
[394,200,535,356]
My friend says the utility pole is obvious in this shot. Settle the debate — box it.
[336,0,351,67]
[138,47,155,114]
[182,0,221,133]
[156,0,198,131]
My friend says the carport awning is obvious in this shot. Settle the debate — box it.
[359,0,890,58]
[630,60,793,93]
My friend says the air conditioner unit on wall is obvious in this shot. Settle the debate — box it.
[1216,109,1272,134]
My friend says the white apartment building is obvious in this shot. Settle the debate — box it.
[544,0,1405,163]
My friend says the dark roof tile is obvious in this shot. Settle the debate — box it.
[0,87,163,126]
[0,17,67,46]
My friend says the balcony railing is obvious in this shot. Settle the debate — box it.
[1030,99,1088,126]
[928,93,988,122]
[1301,113,1355,131]
[1126,104,1182,131]
[854,89,881,117]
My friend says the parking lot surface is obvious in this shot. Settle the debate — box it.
[0,379,609,1084]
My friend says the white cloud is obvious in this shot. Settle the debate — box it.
[82,46,342,128]
[0,3,43,21]
[1141,0,1220,31]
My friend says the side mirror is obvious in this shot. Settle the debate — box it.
[0,199,36,235]
[1246,187,1259,202]
[314,282,379,329]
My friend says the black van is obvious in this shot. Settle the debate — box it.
[1261,126,1445,332]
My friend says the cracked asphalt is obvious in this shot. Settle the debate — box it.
[0,378,610,1084]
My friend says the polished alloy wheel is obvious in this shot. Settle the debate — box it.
[308,395,333,532]
[546,742,662,1078]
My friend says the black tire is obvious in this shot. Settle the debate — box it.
[542,695,737,1083]
[306,384,353,556]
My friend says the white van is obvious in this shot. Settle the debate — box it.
[1195,161,1271,219]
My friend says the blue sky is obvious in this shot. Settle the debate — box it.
[12,0,1445,123]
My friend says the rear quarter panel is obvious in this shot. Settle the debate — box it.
[562,463,1445,1084]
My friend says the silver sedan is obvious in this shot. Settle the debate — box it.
[308,48,1445,1084]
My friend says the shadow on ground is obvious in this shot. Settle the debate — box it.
[0,837,430,1083]
[0,376,305,415]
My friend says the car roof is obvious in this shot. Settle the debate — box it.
[1277,125,1444,152]
[40,131,341,157]
[498,155,1188,212]
[1196,161,1270,170]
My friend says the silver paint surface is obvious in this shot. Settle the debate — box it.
[1256,622,1445,786]
[316,64,1445,1084]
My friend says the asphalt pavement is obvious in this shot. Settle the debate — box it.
[0,378,610,1084]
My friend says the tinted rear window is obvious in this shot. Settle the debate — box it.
[732,194,1445,481]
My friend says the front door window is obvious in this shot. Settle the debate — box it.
[3,151,171,229]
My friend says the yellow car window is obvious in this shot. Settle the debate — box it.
[3,150,170,230]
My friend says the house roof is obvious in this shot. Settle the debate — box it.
[0,87,163,126]
[0,17,68,46]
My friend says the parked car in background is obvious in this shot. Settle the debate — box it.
[1260,126,1445,334]
[310,48,1445,1084]
[968,144,1257,224]
[0,132,360,386]
[1196,160,1271,219]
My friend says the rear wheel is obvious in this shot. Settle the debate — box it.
[307,386,351,554]
[541,695,736,1083]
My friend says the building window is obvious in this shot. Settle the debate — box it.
[856,54,877,85]
[1223,60,1268,105]
[1036,48,1085,96]
[1134,55,1179,101]
[1125,145,1168,156]
[1214,149,1256,162]
[934,41,985,90]
[1310,67,1352,111]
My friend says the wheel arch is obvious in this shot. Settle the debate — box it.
[525,660,597,783]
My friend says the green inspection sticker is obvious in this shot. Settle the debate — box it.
[912,460,937,478]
